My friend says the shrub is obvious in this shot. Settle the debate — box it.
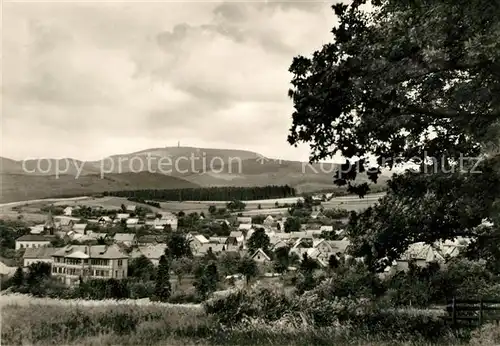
[168,291,202,304]
[204,287,294,326]
[470,323,500,345]
[128,280,155,299]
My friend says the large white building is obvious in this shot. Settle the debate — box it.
[52,245,129,286]
[15,235,55,250]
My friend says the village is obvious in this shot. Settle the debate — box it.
[0,194,473,289]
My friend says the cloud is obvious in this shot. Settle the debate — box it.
[2,1,338,162]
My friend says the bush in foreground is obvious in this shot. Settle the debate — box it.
[204,285,456,343]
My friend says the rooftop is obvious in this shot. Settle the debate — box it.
[23,247,61,259]
[16,234,55,242]
[53,245,128,259]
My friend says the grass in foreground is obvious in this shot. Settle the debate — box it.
[0,294,495,346]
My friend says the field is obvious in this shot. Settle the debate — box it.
[0,193,385,222]
[0,293,479,346]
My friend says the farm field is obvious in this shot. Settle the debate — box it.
[0,193,385,221]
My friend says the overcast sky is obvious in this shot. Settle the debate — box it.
[2,0,345,162]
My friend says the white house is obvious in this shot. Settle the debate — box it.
[237,217,252,224]
[189,234,210,253]
[72,223,88,234]
[54,216,78,231]
[52,245,129,286]
[227,231,245,246]
[392,242,446,273]
[263,215,274,225]
[126,205,137,213]
[29,224,45,234]
[126,218,140,229]
[15,235,55,250]
[63,207,73,216]
[320,225,334,232]
[115,213,130,221]
[159,212,178,231]
[113,233,137,247]
[250,248,271,264]
[98,216,112,226]
[238,223,252,231]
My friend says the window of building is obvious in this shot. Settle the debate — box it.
[91,259,110,266]
[115,270,118,277]
[118,260,123,267]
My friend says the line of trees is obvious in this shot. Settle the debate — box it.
[126,197,161,208]
[103,185,296,201]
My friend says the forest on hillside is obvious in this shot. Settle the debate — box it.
[102,185,296,201]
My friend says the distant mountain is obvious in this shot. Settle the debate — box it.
[0,172,199,203]
[0,146,390,203]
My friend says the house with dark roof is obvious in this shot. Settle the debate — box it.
[15,234,55,250]
[52,245,129,286]
[23,247,61,267]
[137,235,167,246]
[193,244,240,257]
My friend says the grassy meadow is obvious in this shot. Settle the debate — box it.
[0,192,384,222]
[2,292,498,346]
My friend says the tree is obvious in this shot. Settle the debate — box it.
[237,256,259,286]
[193,262,219,300]
[246,228,270,254]
[226,200,246,212]
[220,221,230,236]
[25,262,51,287]
[96,236,110,246]
[299,253,319,276]
[154,255,171,301]
[218,253,241,277]
[208,205,217,215]
[328,254,340,270]
[205,247,217,261]
[166,232,192,259]
[284,217,301,233]
[287,0,500,270]
[11,267,24,287]
[50,236,66,247]
[273,246,290,274]
[171,257,193,287]
[251,215,266,224]
[128,255,155,281]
